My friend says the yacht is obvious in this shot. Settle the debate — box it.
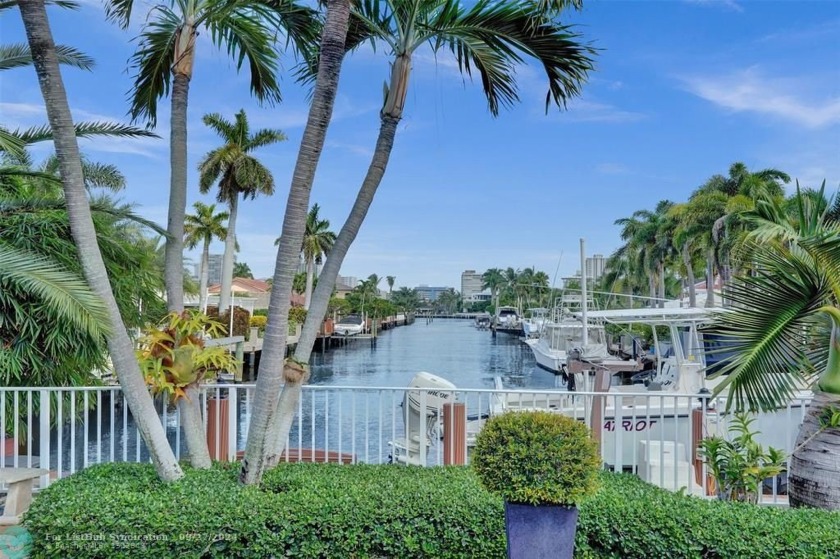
[492,306,521,337]
[335,314,365,336]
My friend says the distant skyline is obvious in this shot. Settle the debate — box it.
[3,1,839,290]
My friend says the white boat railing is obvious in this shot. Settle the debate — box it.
[0,384,811,504]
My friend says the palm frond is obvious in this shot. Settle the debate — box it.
[245,128,287,150]
[206,4,283,105]
[233,156,274,199]
[15,121,159,145]
[104,0,134,29]
[201,113,238,143]
[0,43,95,71]
[0,243,111,340]
[127,6,180,125]
[0,128,25,158]
[705,245,830,412]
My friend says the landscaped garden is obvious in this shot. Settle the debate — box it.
[20,462,840,559]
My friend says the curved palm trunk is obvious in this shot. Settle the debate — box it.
[683,242,696,307]
[705,248,716,308]
[304,256,314,310]
[264,112,402,462]
[239,0,351,486]
[199,240,210,312]
[648,273,656,307]
[179,385,211,468]
[219,194,238,313]
[164,23,195,313]
[789,320,840,509]
[19,0,182,482]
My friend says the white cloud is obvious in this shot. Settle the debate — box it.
[680,67,840,128]
[684,0,744,13]
[559,99,647,123]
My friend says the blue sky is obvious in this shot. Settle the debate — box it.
[3,0,839,290]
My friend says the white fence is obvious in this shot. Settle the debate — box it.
[0,384,811,503]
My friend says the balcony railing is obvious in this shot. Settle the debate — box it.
[0,384,811,504]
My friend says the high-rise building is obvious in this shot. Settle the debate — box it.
[337,275,358,289]
[585,254,607,282]
[207,254,223,286]
[415,285,451,302]
[461,269,484,300]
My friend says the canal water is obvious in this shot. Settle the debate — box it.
[309,318,557,390]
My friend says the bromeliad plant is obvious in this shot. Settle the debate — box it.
[698,413,785,504]
[137,311,237,401]
[137,310,238,468]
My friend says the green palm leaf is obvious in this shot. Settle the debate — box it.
[0,43,94,71]
[13,121,159,145]
[0,243,111,340]
[706,245,830,411]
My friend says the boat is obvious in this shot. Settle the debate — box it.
[334,314,365,336]
[521,308,549,338]
[492,306,522,337]
[474,313,491,330]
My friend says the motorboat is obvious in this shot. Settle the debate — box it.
[335,314,365,336]
[474,313,491,330]
[521,308,549,339]
[492,306,521,337]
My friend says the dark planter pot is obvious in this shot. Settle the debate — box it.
[504,502,578,559]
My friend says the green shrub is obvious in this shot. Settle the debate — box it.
[23,464,840,559]
[249,315,267,330]
[472,410,601,505]
[289,307,307,325]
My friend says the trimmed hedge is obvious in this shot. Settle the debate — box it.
[23,463,840,559]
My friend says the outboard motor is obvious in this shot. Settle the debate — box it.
[389,372,457,465]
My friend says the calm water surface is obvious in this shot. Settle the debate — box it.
[309,318,558,390]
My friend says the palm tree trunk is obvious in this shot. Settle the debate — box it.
[304,256,314,310]
[219,194,238,313]
[705,248,715,308]
[648,273,656,307]
[657,261,665,308]
[683,242,696,307]
[199,240,210,312]
[239,0,351,486]
[179,385,211,468]
[19,0,182,482]
[165,72,190,313]
[264,114,402,464]
[789,391,840,509]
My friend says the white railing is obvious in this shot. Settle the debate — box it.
[0,384,811,504]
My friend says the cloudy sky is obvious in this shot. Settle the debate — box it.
[3,0,839,289]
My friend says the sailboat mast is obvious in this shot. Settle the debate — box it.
[581,238,588,344]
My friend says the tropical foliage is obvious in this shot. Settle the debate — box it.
[184,201,228,312]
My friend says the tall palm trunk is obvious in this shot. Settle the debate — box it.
[19,0,182,482]
[304,256,314,310]
[164,24,195,313]
[263,54,408,463]
[705,248,716,308]
[219,193,238,313]
[682,242,696,307]
[179,385,211,468]
[657,260,665,308]
[648,272,656,307]
[239,0,351,486]
[199,240,210,312]
[789,320,840,509]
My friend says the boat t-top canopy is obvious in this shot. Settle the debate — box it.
[575,307,719,326]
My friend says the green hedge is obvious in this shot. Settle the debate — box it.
[23,464,840,559]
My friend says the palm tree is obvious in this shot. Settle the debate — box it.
[704,187,840,509]
[17,0,182,481]
[198,109,285,312]
[239,0,351,486]
[107,0,318,314]
[615,200,674,307]
[695,162,790,284]
[301,204,336,310]
[682,189,728,307]
[482,267,506,311]
[184,202,228,312]
[386,275,395,297]
[258,0,595,475]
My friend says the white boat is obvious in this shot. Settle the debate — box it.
[474,313,491,330]
[335,314,365,336]
[492,306,521,336]
[521,308,549,338]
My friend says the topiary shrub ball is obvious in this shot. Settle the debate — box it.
[472,411,601,506]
